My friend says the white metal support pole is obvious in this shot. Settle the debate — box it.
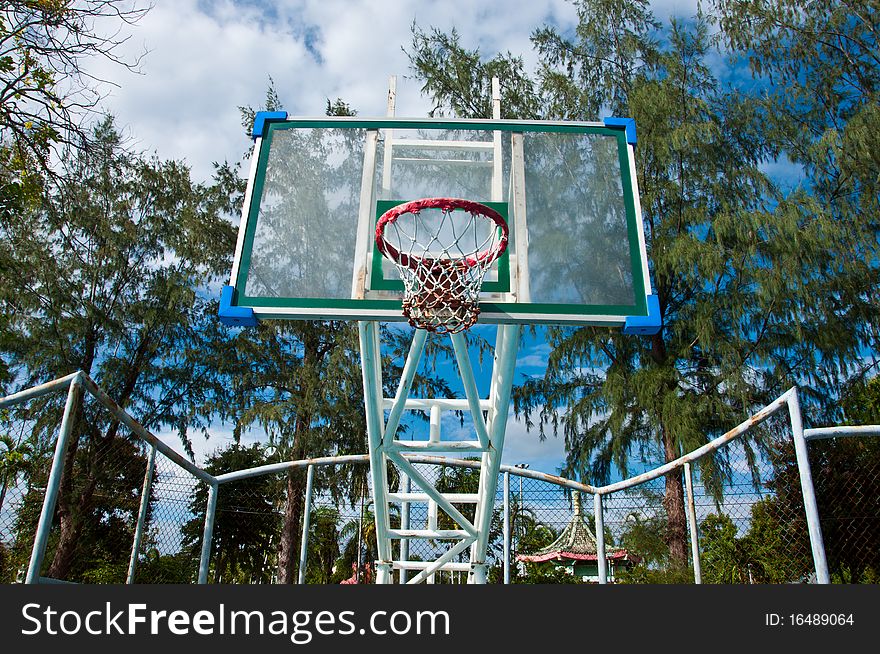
[198,482,219,584]
[297,464,315,584]
[503,470,511,584]
[127,444,157,584]
[469,323,521,583]
[788,389,830,584]
[26,376,82,584]
[358,321,395,583]
[684,462,702,584]
[594,493,607,584]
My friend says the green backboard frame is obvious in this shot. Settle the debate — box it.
[221,116,659,332]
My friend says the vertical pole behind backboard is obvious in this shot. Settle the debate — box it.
[382,75,397,193]
[351,130,379,300]
[357,76,522,584]
[511,133,530,303]
[492,77,502,202]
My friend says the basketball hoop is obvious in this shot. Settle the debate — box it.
[375,198,509,334]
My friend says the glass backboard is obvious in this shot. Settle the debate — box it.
[220,115,659,332]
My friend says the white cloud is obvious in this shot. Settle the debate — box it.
[155,421,265,467]
[501,411,568,474]
[516,342,552,370]
[83,0,702,183]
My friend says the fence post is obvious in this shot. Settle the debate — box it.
[298,464,315,585]
[503,470,510,584]
[198,482,219,584]
[127,444,157,584]
[26,376,81,584]
[400,474,411,584]
[594,493,607,584]
[788,389,830,583]
[684,462,702,584]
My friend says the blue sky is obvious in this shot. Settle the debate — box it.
[83,0,709,471]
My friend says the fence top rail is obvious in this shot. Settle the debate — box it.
[0,372,82,408]
[0,370,216,485]
[804,425,880,440]
[215,454,371,484]
[0,375,810,498]
[594,388,796,496]
[214,451,601,492]
[74,375,217,485]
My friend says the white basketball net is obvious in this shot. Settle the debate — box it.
[375,198,508,334]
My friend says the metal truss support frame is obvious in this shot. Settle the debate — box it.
[358,321,521,584]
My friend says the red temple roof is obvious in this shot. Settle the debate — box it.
[517,491,636,564]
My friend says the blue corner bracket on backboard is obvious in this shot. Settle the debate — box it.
[219,285,257,327]
[251,111,288,140]
[623,294,661,335]
[603,117,637,146]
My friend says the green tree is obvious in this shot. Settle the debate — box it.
[407,1,877,572]
[711,0,880,411]
[305,506,342,584]
[0,430,38,518]
[338,506,378,584]
[618,511,669,570]
[9,432,151,583]
[843,375,880,424]
[0,116,239,580]
[699,513,748,583]
[515,12,784,568]
[742,497,808,583]
[763,430,880,582]
[182,443,280,584]
[0,1,148,171]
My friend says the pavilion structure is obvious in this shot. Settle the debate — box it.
[517,491,637,583]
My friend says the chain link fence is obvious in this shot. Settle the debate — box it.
[0,390,205,584]
[803,430,880,584]
[3,375,878,585]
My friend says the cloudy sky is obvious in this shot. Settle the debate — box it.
[85,0,700,471]
[92,0,700,182]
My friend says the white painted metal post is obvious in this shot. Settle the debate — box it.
[684,462,702,584]
[594,493,607,584]
[469,324,521,583]
[198,482,219,584]
[26,376,81,584]
[399,473,411,583]
[491,77,502,202]
[427,498,438,584]
[127,444,157,584]
[503,470,510,584]
[358,321,394,584]
[297,464,315,584]
[788,390,830,584]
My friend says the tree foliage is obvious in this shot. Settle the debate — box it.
[406,0,879,569]
[710,0,880,400]
[182,444,280,584]
[0,116,240,579]
[0,1,148,172]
